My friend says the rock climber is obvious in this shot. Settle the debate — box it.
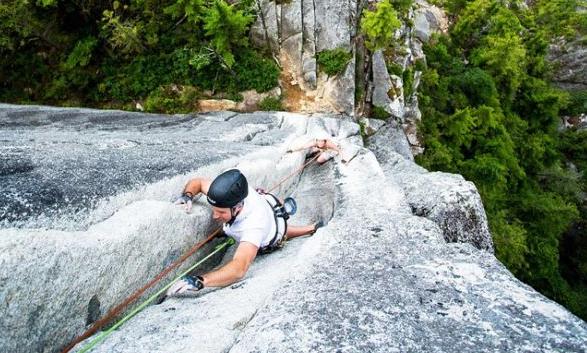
[166,168,322,296]
[287,137,343,164]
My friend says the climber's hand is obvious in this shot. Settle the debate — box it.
[166,275,204,296]
[175,193,193,213]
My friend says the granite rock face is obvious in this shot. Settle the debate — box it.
[371,50,396,116]
[414,0,449,42]
[251,0,356,116]
[367,122,494,252]
[548,37,587,92]
[0,104,325,353]
[1,106,586,353]
[368,0,448,154]
[71,110,585,353]
[367,119,414,162]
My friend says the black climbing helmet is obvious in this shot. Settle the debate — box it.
[207,169,249,208]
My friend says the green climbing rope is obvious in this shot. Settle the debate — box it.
[76,237,235,353]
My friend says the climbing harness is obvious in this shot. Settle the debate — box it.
[258,193,289,254]
[61,152,320,353]
[257,193,298,254]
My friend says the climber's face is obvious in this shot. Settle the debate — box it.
[212,206,232,223]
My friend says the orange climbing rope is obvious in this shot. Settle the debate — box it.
[60,152,320,353]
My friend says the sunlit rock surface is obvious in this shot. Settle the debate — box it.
[1,105,585,353]
[250,0,356,115]
[367,121,494,252]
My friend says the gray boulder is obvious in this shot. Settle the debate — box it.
[325,56,356,116]
[371,50,395,115]
[399,170,495,252]
[548,38,587,91]
[414,0,449,42]
[367,121,494,252]
[370,50,406,120]
[367,119,414,161]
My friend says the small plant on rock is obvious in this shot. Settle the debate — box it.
[258,96,283,111]
[317,48,353,77]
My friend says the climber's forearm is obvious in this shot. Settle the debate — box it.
[201,258,248,287]
[183,178,211,196]
[201,241,257,287]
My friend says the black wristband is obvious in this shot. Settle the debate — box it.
[182,191,194,199]
[196,275,205,290]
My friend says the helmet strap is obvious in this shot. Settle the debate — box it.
[227,202,244,225]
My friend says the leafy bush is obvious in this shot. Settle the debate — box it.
[402,67,414,99]
[316,48,352,77]
[0,0,271,110]
[144,85,200,113]
[202,0,253,68]
[561,90,587,116]
[386,62,403,77]
[64,37,98,70]
[258,96,283,111]
[360,0,402,51]
[391,0,414,16]
[370,106,391,120]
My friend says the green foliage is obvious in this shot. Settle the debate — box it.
[402,67,414,99]
[414,58,427,71]
[535,0,587,38]
[417,0,587,320]
[560,129,587,185]
[371,106,391,120]
[561,90,587,116]
[64,37,98,70]
[0,0,273,112]
[101,9,146,56]
[202,0,253,69]
[491,212,529,276]
[258,96,283,111]
[164,0,204,25]
[144,85,200,114]
[470,31,526,102]
[97,47,278,105]
[0,1,34,52]
[316,48,352,77]
[386,62,403,77]
[452,68,500,108]
[391,0,414,16]
[360,0,402,51]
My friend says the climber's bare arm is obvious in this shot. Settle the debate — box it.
[201,241,258,287]
[183,177,212,196]
[175,178,212,213]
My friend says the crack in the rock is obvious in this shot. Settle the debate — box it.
[256,0,273,53]
[224,113,240,121]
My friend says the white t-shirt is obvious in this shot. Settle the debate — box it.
[222,187,276,248]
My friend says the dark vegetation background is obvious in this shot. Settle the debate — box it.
[417,0,587,320]
[0,0,279,112]
[1,0,586,320]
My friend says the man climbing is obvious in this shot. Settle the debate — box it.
[166,169,322,296]
[287,138,343,164]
